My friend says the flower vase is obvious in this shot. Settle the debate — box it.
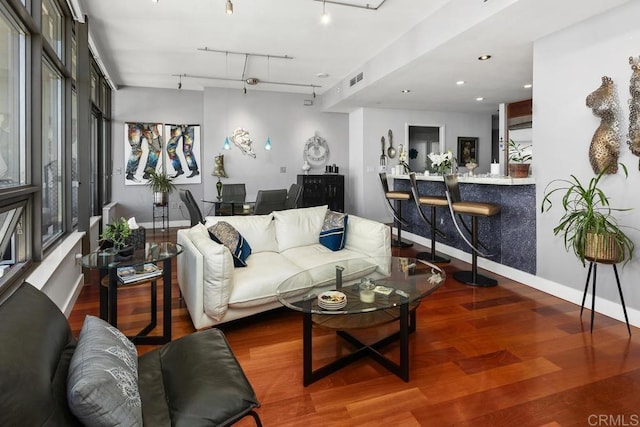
[302,160,311,175]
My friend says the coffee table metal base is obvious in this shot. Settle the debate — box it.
[302,303,416,386]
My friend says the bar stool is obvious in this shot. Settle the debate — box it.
[408,172,450,263]
[444,174,501,287]
[378,172,413,248]
[580,258,631,335]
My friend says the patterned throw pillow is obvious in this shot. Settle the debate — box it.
[208,221,252,267]
[67,315,142,427]
[319,210,348,251]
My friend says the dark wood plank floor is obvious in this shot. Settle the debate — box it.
[69,228,640,426]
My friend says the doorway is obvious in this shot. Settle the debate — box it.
[406,124,445,173]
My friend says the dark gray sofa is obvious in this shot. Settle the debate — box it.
[0,282,261,426]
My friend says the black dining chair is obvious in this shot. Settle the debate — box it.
[179,189,204,226]
[253,189,287,215]
[284,184,302,209]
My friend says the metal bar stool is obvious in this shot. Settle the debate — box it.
[444,174,501,287]
[378,172,413,248]
[580,259,631,335]
[408,172,450,263]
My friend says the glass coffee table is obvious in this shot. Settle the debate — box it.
[276,257,445,386]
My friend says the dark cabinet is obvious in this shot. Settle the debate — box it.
[297,174,344,212]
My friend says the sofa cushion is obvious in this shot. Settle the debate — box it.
[273,205,327,252]
[228,252,302,308]
[208,221,252,267]
[319,210,348,251]
[189,223,234,321]
[205,214,277,253]
[67,315,142,427]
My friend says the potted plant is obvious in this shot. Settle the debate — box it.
[100,217,132,255]
[507,139,532,178]
[541,165,634,266]
[145,169,176,206]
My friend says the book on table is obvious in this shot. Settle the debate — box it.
[117,263,162,284]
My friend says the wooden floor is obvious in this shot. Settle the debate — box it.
[69,228,640,426]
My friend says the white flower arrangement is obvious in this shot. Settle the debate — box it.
[427,150,453,174]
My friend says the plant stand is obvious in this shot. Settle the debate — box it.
[153,203,169,233]
[580,260,631,335]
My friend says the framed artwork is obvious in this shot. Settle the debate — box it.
[457,136,478,165]
[124,123,202,185]
[124,122,164,186]
[165,124,202,184]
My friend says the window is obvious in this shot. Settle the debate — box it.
[0,200,28,282]
[42,59,63,245]
[0,10,26,189]
[42,0,63,59]
[71,89,78,227]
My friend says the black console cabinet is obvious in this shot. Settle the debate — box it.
[297,174,344,212]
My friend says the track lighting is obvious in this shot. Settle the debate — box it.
[225,0,233,15]
[178,75,182,90]
[320,0,330,24]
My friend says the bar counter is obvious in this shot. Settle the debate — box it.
[390,173,536,274]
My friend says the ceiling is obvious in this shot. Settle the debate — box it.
[74,0,629,114]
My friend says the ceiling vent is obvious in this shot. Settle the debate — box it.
[349,72,364,87]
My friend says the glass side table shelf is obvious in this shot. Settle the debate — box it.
[82,242,182,344]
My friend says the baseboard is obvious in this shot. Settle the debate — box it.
[401,229,639,329]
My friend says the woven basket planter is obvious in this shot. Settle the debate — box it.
[584,232,623,263]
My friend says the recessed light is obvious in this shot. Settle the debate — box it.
[316,72,329,78]
[478,55,491,61]
[524,83,532,89]
[476,97,484,101]
[456,80,466,85]
[401,89,411,93]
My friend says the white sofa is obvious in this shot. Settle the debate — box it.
[177,205,391,329]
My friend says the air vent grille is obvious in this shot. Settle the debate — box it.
[349,72,364,87]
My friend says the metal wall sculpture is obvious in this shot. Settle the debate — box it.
[586,76,620,174]
[229,128,256,158]
[628,56,640,169]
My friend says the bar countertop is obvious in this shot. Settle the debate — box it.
[389,173,535,186]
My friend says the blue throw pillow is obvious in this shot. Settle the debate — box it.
[208,221,252,267]
[319,211,348,251]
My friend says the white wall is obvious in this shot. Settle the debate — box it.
[534,1,640,316]
[112,87,348,224]
[112,87,205,224]
[351,107,492,223]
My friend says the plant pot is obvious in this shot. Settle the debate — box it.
[116,245,134,260]
[154,191,168,206]
[508,163,530,178]
[585,232,623,263]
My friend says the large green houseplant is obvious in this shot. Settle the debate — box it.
[145,170,176,206]
[541,164,634,266]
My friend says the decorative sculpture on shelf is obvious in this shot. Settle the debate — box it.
[230,128,256,158]
[586,76,620,174]
[628,56,640,169]
[212,154,228,200]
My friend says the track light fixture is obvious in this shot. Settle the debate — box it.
[178,75,182,90]
[320,0,330,24]
[225,0,233,15]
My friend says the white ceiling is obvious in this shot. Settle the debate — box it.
[76,0,629,114]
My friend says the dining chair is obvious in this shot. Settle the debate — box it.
[284,184,302,209]
[179,189,204,226]
[253,189,287,215]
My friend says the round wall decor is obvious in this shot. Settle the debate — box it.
[303,135,330,167]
